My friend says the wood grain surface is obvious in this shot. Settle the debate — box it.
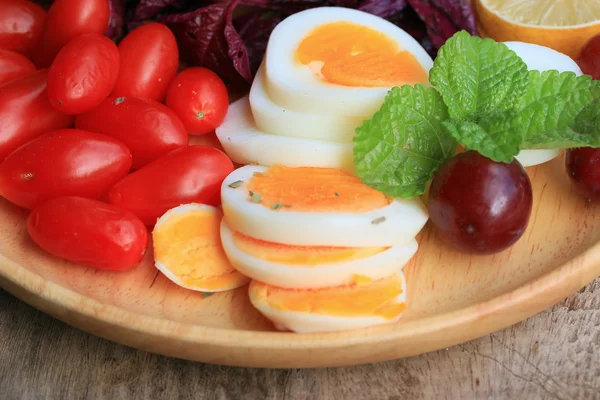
[1,282,599,400]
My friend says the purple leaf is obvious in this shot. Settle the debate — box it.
[407,0,477,48]
[358,0,407,18]
[234,11,283,74]
[105,0,127,41]
[133,0,188,21]
[161,0,253,89]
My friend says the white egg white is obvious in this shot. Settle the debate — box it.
[250,64,362,143]
[153,203,250,292]
[216,97,355,172]
[220,220,417,289]
[248,271,408,333]
[264,7,433,117]
[503,41,582,168]
[220,165,429,247]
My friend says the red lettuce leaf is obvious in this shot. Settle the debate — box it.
[234,10,283,74]
[161,0,253,89]
[407,0,477,48]
[358,0,407,18]
[133,0,189,21]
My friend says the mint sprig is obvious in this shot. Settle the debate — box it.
[353,31,600,199]
[353,85,456,198]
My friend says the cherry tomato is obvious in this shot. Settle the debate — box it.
[0,129,132,209]
[76,95,188,169]
[428,151,533,254]
[112,22,179,102]
[48,34,120,114]
[0,0,46,58]
[0,70,74,161]
[166,67,229,136]
[33,0,110,68]
[566,147,600,200]
[28,196,148,271]
[0,48,35,86]
[107,146,234,225]
[578,34,600,80]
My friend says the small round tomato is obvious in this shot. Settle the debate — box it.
[75,95,188,169]
[0,129,132,209]
[112,22,179,102]
[107,146,234,225]
[33,0,110,68]
[28,196,148,271]
[0,0,46,57]
[0,70,74,161]
[48,34,120,114]
[0,48,36,86]
[165,67,229,136]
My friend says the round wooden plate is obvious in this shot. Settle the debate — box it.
[1,151,600,368]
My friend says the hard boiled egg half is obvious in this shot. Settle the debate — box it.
[152,204,250,292]
[216,7,434,171]
[221,165,429,247]
[504,41,584,168]
[249,271,408,333]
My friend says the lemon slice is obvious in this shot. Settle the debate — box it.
[475,0,600,58]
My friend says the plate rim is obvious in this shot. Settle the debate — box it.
[2,236,599,368]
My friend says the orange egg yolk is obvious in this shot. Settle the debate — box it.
[152,208,248,290]
[246,165,391,213]
[250,273,406,319]
[296,21,428,87]
[232,230,388,266]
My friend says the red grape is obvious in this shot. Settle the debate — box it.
[578,34,600,79]
[566,147,600,201]
[428,151,533,254]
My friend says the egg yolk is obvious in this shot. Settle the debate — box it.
[246,165,391,213]
[296,21,428,87]
[232,230,388,266]
[250,273,406,319]
[153,208,248,290]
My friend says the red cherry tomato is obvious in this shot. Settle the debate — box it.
[0,48,36,86]
[112,22,179,102]
[578,34,600,80]
[0,129,132,209]
[165,67,229,136]
[28,196,148,271]
[33,0,110,68]
[0,70,74,161]
[76,96,188,169]
[107,146,234,225]
[0,0,46,58]
[48,34,120,114]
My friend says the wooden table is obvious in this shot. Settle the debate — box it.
[1,280,599,400]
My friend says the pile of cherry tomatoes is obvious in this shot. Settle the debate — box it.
[0,0,234,271]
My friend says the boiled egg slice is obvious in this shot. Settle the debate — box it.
[250,63,362,143]
[221,165,429,247]
[504,41,584,168]
[264,7,433,117]
[249,271,408,333]
[221,220,417,289]
[152,204,250,292]
[216,97,354,172]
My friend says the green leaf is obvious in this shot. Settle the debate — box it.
[429,31,529,122]
[442,112,522,163]
[353,84,457,198]
[520,71,597,148]
[571,97,600,142]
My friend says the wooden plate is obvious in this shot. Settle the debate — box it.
[1,153,600,368]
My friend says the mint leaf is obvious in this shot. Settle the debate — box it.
[353,85,456,198]
[520,71,597,148]
[572,97,600,140]
[442,112,522,163]
[430,31,528,122]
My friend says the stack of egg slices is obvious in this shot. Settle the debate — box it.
[219,165,429,333]
[216,7,434,173]
[213,7,437,333]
